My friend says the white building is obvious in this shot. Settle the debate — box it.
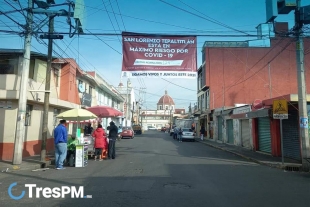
[140,90,186,130]
[116,80,136,127]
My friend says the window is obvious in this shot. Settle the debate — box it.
[206,90,210,109]
[0,63,14,74]
[159,106,162,110]
[201,94,205,111]
[198,72,203,90]
[53,68,59,87]
[53,108,61,126]
[25,104,33,126]
[165,106,168,110]
[202,51,205,63]
[89,86,93,95]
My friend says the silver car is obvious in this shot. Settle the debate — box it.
[181,128,195,141]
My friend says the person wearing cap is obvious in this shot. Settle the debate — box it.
[54,119,68,170]
[108,121,118,159]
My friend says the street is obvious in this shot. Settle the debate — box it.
[0,130,309,207]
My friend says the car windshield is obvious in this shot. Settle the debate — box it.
[182,128,193,132]
[122,127,132,131]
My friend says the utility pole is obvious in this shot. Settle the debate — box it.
[131,101,135,125]
[40,15,54,162]
[126,79,128,127]
[13,0,33,165]
[295,0,310,170]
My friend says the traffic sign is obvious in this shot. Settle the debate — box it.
[273,99,288,119]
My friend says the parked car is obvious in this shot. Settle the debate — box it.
[120,127,134,139]
[180,128,195,141]
[147,126,157,130]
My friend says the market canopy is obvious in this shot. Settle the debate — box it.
[86,105,123,118]
[56,108,97,121]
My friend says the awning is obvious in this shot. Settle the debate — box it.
[214,109,233,116]
[193,110,201,116]
[86,105,123,118]
[66,119,97,124]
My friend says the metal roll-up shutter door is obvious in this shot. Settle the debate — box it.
[258,117,271,153]
[218,116,223,141]
[227,119,234,144]
[282,110,301,160]
[241,120,251,149]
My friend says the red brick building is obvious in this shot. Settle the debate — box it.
[195,22,310,161]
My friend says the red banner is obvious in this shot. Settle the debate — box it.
[122,33,197,79]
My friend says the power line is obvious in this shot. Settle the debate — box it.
[161,78,196,91]
[108,0,122,32]
[176,0,250,35]
[115,0,126,31]
[85,29,122,55]
[214,38,295,102]
[159,0,249,35]
[102,0,122,45]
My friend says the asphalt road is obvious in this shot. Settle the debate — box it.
[0,130,309,207]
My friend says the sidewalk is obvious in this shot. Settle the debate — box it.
[195,138,303,171]
[0,153,54,172]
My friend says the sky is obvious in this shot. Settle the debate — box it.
[0,0,301,111]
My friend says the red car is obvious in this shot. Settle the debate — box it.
[120,127,134,139]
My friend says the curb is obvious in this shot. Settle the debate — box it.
[195,139,286,170]
[0,160,52,172]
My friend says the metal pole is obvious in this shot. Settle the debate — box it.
[13,0,33,165]
[280,119,284,165]
[295,0,310,170]
[131,101,134,125]
[268,63,272,98]
[126,79,128,127]
[40,16,54,162]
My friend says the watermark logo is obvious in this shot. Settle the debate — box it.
[8,182,25,200]
[8,182,92,200]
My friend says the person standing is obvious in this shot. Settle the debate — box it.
[92,124,106,161]
[108,121,118,159]
[84,123,93,135]
[54,120,68,170]
[173,127,178,140]
[200,125,205,141]
[178,127,183,142]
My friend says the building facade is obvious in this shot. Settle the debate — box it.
[0,50,125,160]
[140,91,185,130]
[193,22,310,162]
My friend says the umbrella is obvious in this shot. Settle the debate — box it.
[56,108,97,121]
[86,105,123,118]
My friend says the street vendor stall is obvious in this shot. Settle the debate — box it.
[56,108,97,167]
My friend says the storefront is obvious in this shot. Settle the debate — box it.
[227,119,234,144]
[282,107,301,160]
[257,117,272,153]
[240,120,251,149]
[217,116,223,141]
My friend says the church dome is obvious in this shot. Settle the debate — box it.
[157,90,175,105]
